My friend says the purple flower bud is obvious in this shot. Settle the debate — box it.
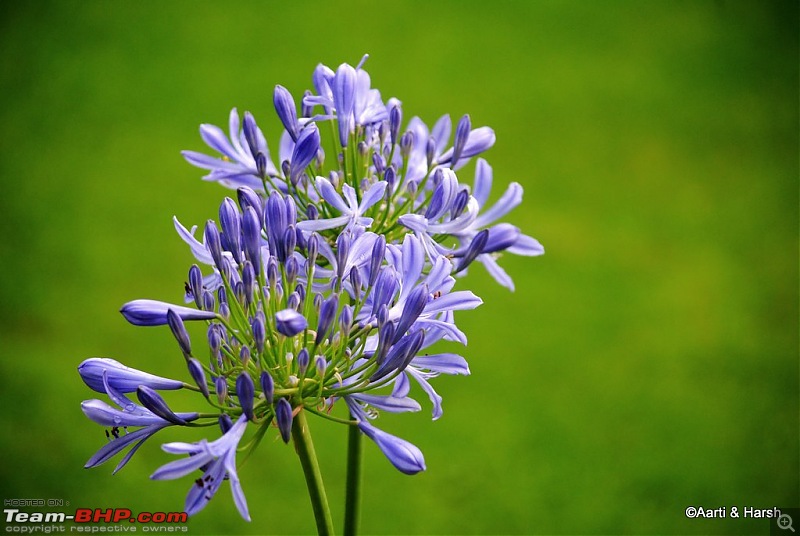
[207,324,221,353]
[384,167,396,191]
[339,305,353,339]
[455,229,489,274]
[389,105,402,146]
[287,292,301,311]
[336,233,351,282]
[425,183,448,220]
[280,225,296,263]
[432,167,444,186]
[202,291,215,312]
[451,114,471,166]
[399,131,414,158]
[219,414,233,434]
[426,137,437,168]
[348,267,361,296]
[365,235,385,287]
[406,180,418,196]
[328,170,340,188]
[285,256,299,286]
[313,292,323,313]
[295,226,307,252]
[255,152,268,179]
[372,152,385,174]
[281,160,293,183]
[316,294,339,346]
[239,345,251,366]
[306,203,319,221]
[357,141,368,157]
[137,386,187,425]
[297,348,309,376]
[166,309,192,355]
[203,221,224,273]
[301,89,313,118]
[236,373,255,422]
[314,355,327,377]
[372,330,425,382]
[242,261,255,305]
[219,198,242,265]
[274,85,299,142]
[394,284,428,343]
[215,376,228,405]
[275,309,307,337]
[217,286,228,306]
[481,223,522,254]
[187,358,209,398]
[265,192,285,257]
[219,303,231,321]
[295,282,306,303]
[307,233,319,266]
[237,187,263,216]
[242,206,262,276]
[120,300,216,327]
[375,321,395,364]
[188,265,203,309]
[242,112,260,158]
[290,126,320,185]
[275,398,293,444]
[260,371,274,404]
[78,358,183,393]
[333,63,357,147]
[285,195,297,226]
[267,257,279,288]
[371,268,398,316]
[358,422,426,475]
[252,316,265,354]
[451,188,470,219]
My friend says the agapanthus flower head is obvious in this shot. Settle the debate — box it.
[81,54,543,523]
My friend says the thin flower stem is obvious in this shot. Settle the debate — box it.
[292,409,335,536]
[343,420,362,536]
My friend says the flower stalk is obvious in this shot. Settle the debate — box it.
[292,408,334,536]
[343,420,362,536]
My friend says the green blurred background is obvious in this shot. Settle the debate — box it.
[1,1,797,534]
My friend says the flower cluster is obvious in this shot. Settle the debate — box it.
[79,55,543,522]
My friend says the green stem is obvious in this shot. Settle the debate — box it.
[292,409,335,536]
[343,421,362,536]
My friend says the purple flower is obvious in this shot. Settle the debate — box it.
[453,158,544,290]
[150,415,250,521]
[82,372,198,474]
[296,177,386,232]
[182,108,280,192]
[79,358,183,394]
[120,300,216,327]
[275,308,307,337]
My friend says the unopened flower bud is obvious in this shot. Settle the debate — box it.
[204,221,224,273]
[275,309,307,337]
[236,372,255,422]
[166,309,192,355]
[219,413,233,434]
[275,398,293,444]
[297,348,309,376]
[137,386,187,425]
[215,376,228,405]
[260,371,274,404]
[187,358,209,398]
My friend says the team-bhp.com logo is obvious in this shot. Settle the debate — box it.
[5,508,187,526]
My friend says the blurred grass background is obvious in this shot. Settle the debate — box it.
[0,1,797,534]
